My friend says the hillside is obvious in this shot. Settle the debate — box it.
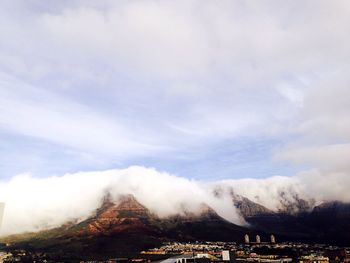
[1,194,254,261]
[232,195,350,245]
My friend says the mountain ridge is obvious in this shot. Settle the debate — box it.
[0,193,255,260]
[2,191,350,261]
[231,194,350,245]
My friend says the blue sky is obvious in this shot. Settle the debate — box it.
[0,0,349,181]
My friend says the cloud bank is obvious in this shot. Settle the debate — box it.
[1,165,347,237]
[0,166,242,236]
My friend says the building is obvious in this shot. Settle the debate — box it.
[222,250,236,262]
[270,235,276,244]
[256,235,261,244]
[176,256,211,263]
[244,234,250,244]
[299,255,329,263]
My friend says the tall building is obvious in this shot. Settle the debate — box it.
[222,250,235,262]
[270,234,276,243]
[244,234,250,244]
[256,235,261,244]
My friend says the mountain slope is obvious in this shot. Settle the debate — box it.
[2,194,255,261]
[232,195,350,245]
[305,201,350,244]
[232,194,274,218]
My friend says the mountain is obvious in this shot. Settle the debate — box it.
[232,194,350,245]
[232,194,316,242]
[80,194,159,236]
[275,192,314,215]
[1,194,255,261]
[232,194,274,218]
[6,191,349,261]
[306,201,350,244]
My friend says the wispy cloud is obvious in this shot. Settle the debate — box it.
[0,1,349,183]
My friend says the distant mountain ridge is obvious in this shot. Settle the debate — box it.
[231,193,350,245]
[2,191,350,261]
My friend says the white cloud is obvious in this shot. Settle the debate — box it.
[0,165,350,236]
[275,70,350,189]
[296,170,350,203]
[1,165,348,237]
[0,73,163,158]
[216,176,304,211]
[1,1,349,161]
[0,166,244,236]
[277,144,350,172]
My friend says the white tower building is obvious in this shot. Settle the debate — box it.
[256,235,261,243]
[270,234,276,243]
[244,234,250,244]
[222,250,235,262]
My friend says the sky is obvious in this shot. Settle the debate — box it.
[0,0,350,182]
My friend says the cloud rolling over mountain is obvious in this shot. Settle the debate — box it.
[1,165,348,237]
[0,1,350,241]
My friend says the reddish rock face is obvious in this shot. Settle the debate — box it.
[110,194,151,218]
[82,194,156,236]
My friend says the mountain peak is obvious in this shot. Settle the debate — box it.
[115,194,151,218]
[95,194,151,220]
[78,194,155,236]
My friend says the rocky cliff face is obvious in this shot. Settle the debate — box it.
[276,192,314,214]
[83,194,158,235]
[232,194,274,217]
